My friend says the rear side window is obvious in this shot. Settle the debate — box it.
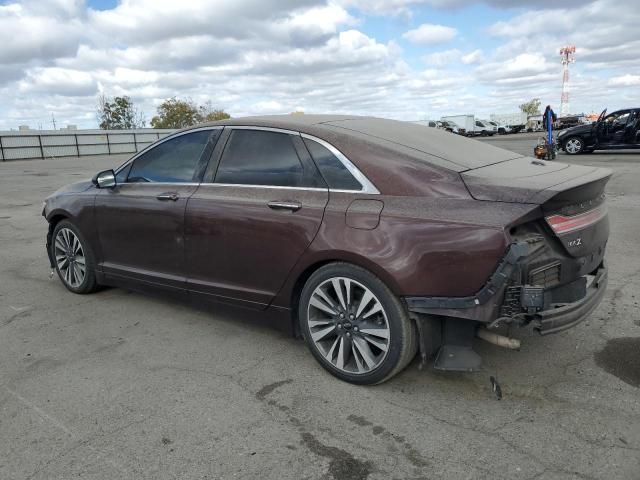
[127,130,211,183]
[215,130,311,187]
[303,138,362,191]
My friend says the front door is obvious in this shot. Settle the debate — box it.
[599,110,631,145]
[95,129,217,289]
[185,128,329,308]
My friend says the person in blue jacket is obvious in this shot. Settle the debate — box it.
[543,105,557,159]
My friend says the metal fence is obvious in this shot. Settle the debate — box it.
[0,129,176,161]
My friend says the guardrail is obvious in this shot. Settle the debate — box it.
[0,129,176,161]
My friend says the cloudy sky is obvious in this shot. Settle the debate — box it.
[1,0,638,129]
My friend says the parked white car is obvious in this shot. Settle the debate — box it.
[413,120,464,135]
[486,120,511,135]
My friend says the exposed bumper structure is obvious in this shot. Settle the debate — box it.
[405,239,608,336]
[533,266,607,335]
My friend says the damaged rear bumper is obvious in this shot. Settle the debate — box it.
[405,239,608,336]
[532,266,607,335]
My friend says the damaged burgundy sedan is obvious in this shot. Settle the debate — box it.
[43,115,610,384]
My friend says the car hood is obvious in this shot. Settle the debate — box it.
[461,157,611,204]
[558,123,592,137]
[47,180,94,198]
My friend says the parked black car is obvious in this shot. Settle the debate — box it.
[559,108,640,155]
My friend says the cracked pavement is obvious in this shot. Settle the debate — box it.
[1,134,639,479]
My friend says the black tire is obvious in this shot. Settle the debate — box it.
[563,136,584,155]
[299,262,417,385]
[51,220,99,294]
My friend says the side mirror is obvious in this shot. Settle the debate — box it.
[92,169,116,189]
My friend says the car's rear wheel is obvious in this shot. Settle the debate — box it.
[564,137,584,155]
[52,220,98,294]
[299,263,416,385]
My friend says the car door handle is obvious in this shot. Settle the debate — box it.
[157,192,180,202]
[268,201,302,212]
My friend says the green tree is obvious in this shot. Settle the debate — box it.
[151,98,200,128]
[519,98,541,116]
[97,94,145,129]
[151,98,231,128]
[198,100,231,122]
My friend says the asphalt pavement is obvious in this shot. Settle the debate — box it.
[1,134,639,479]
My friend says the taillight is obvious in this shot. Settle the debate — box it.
[545,204,607,235]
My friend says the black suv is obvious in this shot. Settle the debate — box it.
[558,108,640,155]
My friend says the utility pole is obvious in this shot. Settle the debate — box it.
[559,46,576,116]
[51,113,57,131]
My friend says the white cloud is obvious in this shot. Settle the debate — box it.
[423,49,461,67]
[403,23,457,45]
[18,68,96,97]
[461,49,483,65]
[0,0,636,129]
[338,0,590,15]
[0,3,83,65]
[609,75,640,87]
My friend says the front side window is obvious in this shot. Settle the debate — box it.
[127,130,212,183]
[607,112,630,126]
[215,130,311,187]
[303,137,362,191]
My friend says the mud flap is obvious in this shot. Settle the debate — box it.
[412,314,442,370]
[46,226,55,269]
[433,317,482,372]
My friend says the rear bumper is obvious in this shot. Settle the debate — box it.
[405,239,608,336]
[532,266,607,335]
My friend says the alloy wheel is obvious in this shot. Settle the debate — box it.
[565,138,582,154]
[306,277,390,374]
[54,227,86,288]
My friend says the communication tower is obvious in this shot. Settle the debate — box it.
[559,46,576,115]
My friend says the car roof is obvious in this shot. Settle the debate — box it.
[195,115,522,173]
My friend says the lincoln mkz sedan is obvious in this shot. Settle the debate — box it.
[43,115,610,384]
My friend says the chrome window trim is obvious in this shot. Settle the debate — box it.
[203,183,328,192]
[299,133,380,194]
[115,182,201,187]
[122,182,369,194]
[112,125,380,195]
[226,125,300,135]
[114,126,224,176]
[221,126,380,194]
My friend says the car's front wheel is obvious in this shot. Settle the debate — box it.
[52,220,99,294]
[299,263,417,385]
[563,137,585,155]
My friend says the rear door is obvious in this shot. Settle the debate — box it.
[95,128,219,289]
[185,127,329,308]
[625,110,640,145]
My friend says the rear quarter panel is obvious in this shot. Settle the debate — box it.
[272,193,537,308]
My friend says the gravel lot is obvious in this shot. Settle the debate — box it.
[1,133,639,480]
